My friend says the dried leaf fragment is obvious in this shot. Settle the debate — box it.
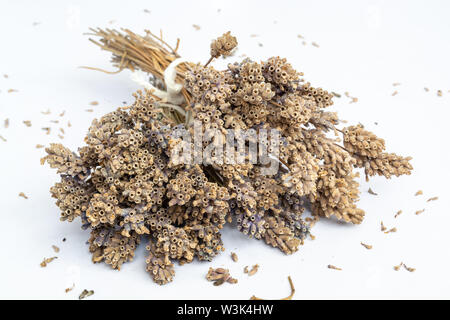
[328,264,342,271]
[360,242,372,250]
[40,256,57,267]
[368,187,377,195]
[18,192,28,199]
[79,289,94,300]
[427,196,438,202]
[231,252,238,262]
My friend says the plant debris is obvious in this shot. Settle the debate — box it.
[328,264,342,271]
[244,266,249,274]
[40,256,57,267]
[394,210,402,218]
[368,188,377,195]
[437,90,443,97]
[23,120,32,127]
[248,264,259,276]
[415,209,425,215]
[250,276,295,300]
[85,109,93,112]
[427,196,438,202]
[42,127,51,135]
[41,109,51,115]
[381,221,387,232]
[40,29,413,285]
[192,24,201,31]
[52,245,60,253]
[360,242,372,250]
[415,190,423,196]
[18,192,28,199]
[394,262,415,272]
[384,227,397,234]
[206,267,238,286]
[79,289,94,300]
[90,101,99,106]
[7,89,18,93]
[36,144,45,149]
[59,111,66,117]
[231,252,238,262]
[65,283,75,293]
[392,91,398,96]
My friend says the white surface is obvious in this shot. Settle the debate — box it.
[0,0,449,300]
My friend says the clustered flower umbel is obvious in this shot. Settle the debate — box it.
[42,32,412,285]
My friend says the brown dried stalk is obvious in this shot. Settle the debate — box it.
[84,28,193,104]
[250,276,295,300]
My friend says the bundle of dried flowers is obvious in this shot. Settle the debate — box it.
[42,29,412,285]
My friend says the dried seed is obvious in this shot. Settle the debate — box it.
[309,233,316,240]
[427,196,438,202]
[67,121,72,127]
[384,227,397,234]
[415,190,423,196]
[42,127,51,135]
[311,42,320,48]
[248,264,259,276]
[403,264,416,272]
[60,128,65,134]
[394,262,403,271]
[394,210,402,218]
[18,192,28,199]
[231,252,238,262]
[244,266,249,273]
[143,9,151,14]
[327,264,342,271]
[79,289,94,300]
[381,221,387,232]
[23,120,32,127]
[65,283,75,293]
[360,242,372,250]
[368,187,377,195]
[40,256,57,267]
[415,209,425,215]
[52,245,60,253]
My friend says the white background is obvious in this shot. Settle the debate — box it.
[0,0,449,300]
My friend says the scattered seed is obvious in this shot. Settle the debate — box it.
[437,90,443,97]
[384,227,397,234]
[41,109,51,115]
[52,245,60,253]
[427,196,438,202]
[42,127,51,135]
[297,34,304,39]
[394,262,403,271]
[381,221,387,232]
[32,22,41,26]
[368,187,377,195]
[311,42,320,48]
[67,121,72,128]
[328,264,342,271]
[4,118,9,128]
[40,256,57,267]
[60,128,65,134]
[244,266,249,274]
[392,91,398,96]
[415,209,425,215]
[7,89,18,93]
[248,264,259,276]
[415,190,423,196]
[192,24,201,31]
[18,192,28,199]
[59,111,65,117]
[231,252,238,262]
[58,134,64,139]
[394,210,403,218]
[23,120,32,127]
[403,264,416,272]
[79,289,94,300]
[331,92,341,98]
[65,283,75,293]
[360,242,373,250]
